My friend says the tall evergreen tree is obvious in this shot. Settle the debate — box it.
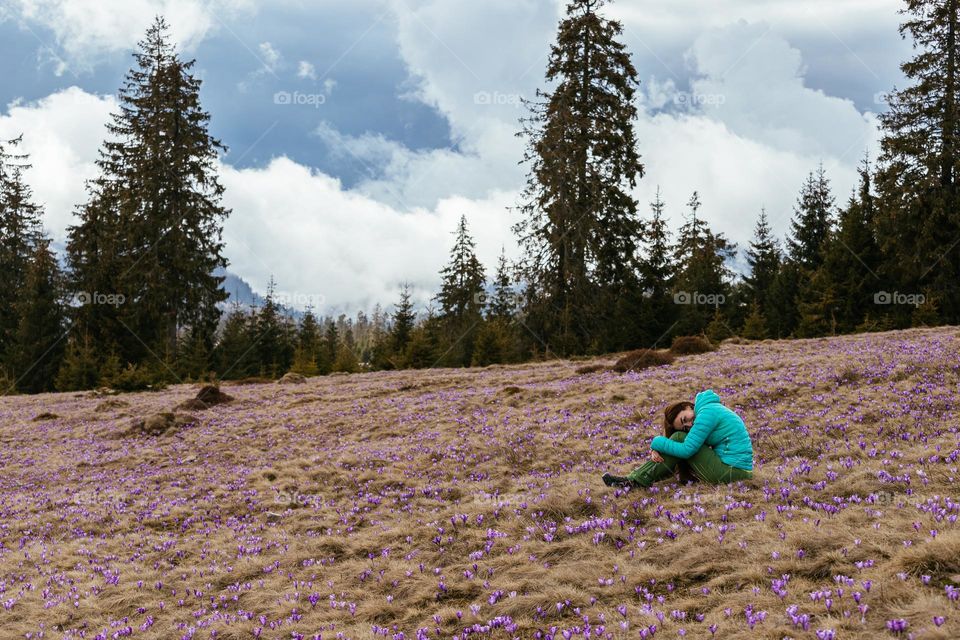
[766,260,801,339]
[66,16,229,370]
[319,319,339,374]
[253,277,294,377]
[389,283,416,367]
[10,238,66,393]
[368,303,394,370]
[0,135,45,373]
[822,155,882,333]
[791,166,839,337]
[435,215,487,320]
[434,215,486,366]
[787,165,836,273]
[214,302,257,379]
[332,322,360,373]
[768,167,836,338]
[875,0,960,324]
[671,192,736,336]
[487,246,517,321]
[743,208,782,312]
[291,307,321,376]
[513,0,644,356]
[55,332,103,391]
[637,187,675,346]
[671,191,709,277]
[742,208,781,337]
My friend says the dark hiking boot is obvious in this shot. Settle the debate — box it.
[602,472,632,487]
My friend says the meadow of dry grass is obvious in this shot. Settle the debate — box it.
[2,326,960,639]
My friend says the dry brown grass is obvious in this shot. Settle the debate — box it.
[2,326,960,638]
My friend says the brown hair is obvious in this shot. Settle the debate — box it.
[663,401,695,437]
[663,400,696,484]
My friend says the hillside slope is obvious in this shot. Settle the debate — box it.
[2,326,959,639]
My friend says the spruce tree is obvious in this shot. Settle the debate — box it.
[487,247,517,320]
[253,277,293,377]
[333,329,360,373]
[434,215,486,366]
[638,187,675,346]
[0,135,45,373]
[214,303,256,379]
[790,166,839,337]
[319,320,339,374]
[10,238,66,393]
[291,307,321,376]
[769,167,836,338]
[787,165,835,272]
[389,284,416,367]
[672,192,708,277]
[671,192,736,336]
[406,312,441,369]
[66,16,229,369]
[55,332,103,391]
[822,156,882,333]
[766,260,801,339]
[436,215,487,321]
[743,208,782,312]
[795,256,840,338]
[875,0,960,324]
[368,303,394,370]
[741,301,769,340]
[513,0,644,356]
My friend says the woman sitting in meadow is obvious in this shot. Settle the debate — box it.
[602,389,754,488]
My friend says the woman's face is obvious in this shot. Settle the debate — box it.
[674,406,695,431]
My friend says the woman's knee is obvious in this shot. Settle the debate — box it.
[669,431,687,442]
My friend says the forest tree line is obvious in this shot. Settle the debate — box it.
[0,0,957,394]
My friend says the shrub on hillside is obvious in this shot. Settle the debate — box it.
[612,349,675,373]
[670,335,716,355]
[108,363,169,392]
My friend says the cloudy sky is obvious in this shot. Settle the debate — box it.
[0,0,912,315]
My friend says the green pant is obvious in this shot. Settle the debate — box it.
[627,431,753,485]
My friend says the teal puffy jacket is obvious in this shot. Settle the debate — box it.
[650,389,754,471]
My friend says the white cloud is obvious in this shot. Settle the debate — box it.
[684,20,882,161]
[0,87,116,242]
[218,157,520,315]
[257,41,281,73]
[297,60,316,80]
[5,0,257,73]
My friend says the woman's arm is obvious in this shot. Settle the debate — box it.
[650,407,716,459]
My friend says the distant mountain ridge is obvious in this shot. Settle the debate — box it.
[215,267,305,321]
